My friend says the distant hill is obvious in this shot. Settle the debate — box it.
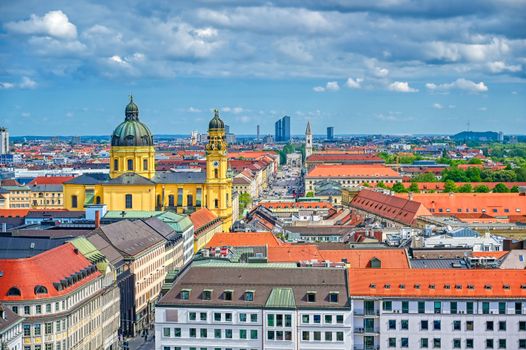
[452,131,501,142]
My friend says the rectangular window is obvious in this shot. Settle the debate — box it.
[181,289,190,300]
[196,188,202,206]
[127,159,133,171]
[467,302,474,314]
[325,332,332,341]
[36,305,42,314]
[168,195,175,207]
[239,313,246,322]
[483,302,490,314]
[313,331,321,341]
[34,324,41,336]
[466,321,474,331]
[202,290,212,300]
[433,338,441,348]
[225,313,232,322]
[329,292,339,303]
[71,195,78,208]
[402,301,409,313]
[174,328,181,337]
[302,315,309,324]
[46,304,51,313]
[453,320,461,330]
[433,320,441,330]
[285,314,291,327]
[163,328,170,337]
[250,330,257,339]
[499,302,506,314]
[498,321,506,331]
[240,329,247,339]
[23,324,30,336]
[486,339,494,349]
[267,314,274,327]
[45,322,52,335]
[487,321,494,331]
[516,302,523,315]
[383,300,393,311]
[520,321,526,331]
[401,319,409,330]
[200,329,207,338]
[453,339,461,349]
[324,315,332,324]
[434,301,441,314]
[214,313,221,322]
[418,301,425,314]
[388,319,396,330]
[125,194,133,209]
[143,158,148,171]
[250,314,257,323]
[451,302,457,314]
[421,338,429,348]
[401,337,409,348]
[189,312,196,321]
[189,328,196,338]
[302,331,309,341]
[389,338,396,348]
[336,332,343,341]
[276,314,283,327]
[245,291,254,301]
[224,290,232,301]
[313,314,321,323]
[177,188,183,206]
[336,315,344,324]
[467,339,474,349]
[498,339,506,349]
[421,320,429,330]
[214,329,221,339]
[200,312,207,321]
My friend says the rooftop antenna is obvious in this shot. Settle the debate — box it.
[467,120,470,132]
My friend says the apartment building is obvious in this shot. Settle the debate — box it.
[0,242,119,350]
[0,303,23,350]
[155,262,352,350]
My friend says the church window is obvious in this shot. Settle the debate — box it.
[214,169,219,178]
[125,194,133,209]
[196,189,202,206]
[214,198,219,208]
[168,195,175,207]
[187,194,193,207]
[226,193,229,206]
[71,195,78,208]
[177,188,183,206]
[114,159,119,171]
[127,159,133,171]
[143,159,148,171]
[96,196,101,204]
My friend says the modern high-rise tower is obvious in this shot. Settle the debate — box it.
[274,116,291,142]
[327,126,334,141]
[0,127,9,155]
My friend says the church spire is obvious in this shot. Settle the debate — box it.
[306,121,312,135]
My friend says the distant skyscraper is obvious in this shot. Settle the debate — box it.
[274,116,291,142]
[327,126,334,141]
[0,127,9,155]
[305,121,313,159]
[256,125,260,141]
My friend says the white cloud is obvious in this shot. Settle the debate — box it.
[275,38,313,62]
[19,77,37,89]
[425,37,510,63]
[5,10,77,39]
[221,106,244,114]
[0,82,15,89]
[187,107,201,113]
[388,81,418,93]
[345,77,363,89]
[313,86,325,92]
[426,78,488,92]
[1,77,37,89]
[432,103,444,109]
[488,61,521,73]
[326,81,340,91]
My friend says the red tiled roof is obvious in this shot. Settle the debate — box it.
[307,153,383,162]
[206,232,283,248]
[28,176,75,185]
[189,208,219,232]
[0,243,101,301]
[307,165,401,178]
[351,190,431,226]
[267,245,323,262]
[401,182,526,191]
[471,251,509,259]
[260,201,333,210]
[0,209,32,218]
[320,249,410,268]
[348,268,526,298]
[399,193,526,216]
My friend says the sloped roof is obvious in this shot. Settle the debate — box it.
[307,154,383,162]
[266,288,296,308]
[153,171,206,184]
[351,189,431,226]
[65,173,111,185]
[28,176,74,185]
[348,268,526,298]
[307,165,401,178]
[206,232,283,248]
[0,243,101,301]
[267,245,323,262]
[189,208,219,232]
[0,302,23,331]
[261,201,333,210]
[319,249,410,269]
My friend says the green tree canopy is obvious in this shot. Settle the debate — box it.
[493,183,510,193]
[457,184,473,193]
[474,185,490,193]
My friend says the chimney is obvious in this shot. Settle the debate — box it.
[408,192,413,201]
[95,210,100,228]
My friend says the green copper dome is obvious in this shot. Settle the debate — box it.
[208,109,225,130]
[111,96,154,147]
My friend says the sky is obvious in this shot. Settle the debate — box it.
[0,0,525,136]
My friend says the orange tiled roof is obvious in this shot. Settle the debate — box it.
[228,151,276,160]
[471,251,509,259]
[28,176,75,185]
[206,232,283,248]
[267,245,323,262]
[189,208,219,232]
[307,165,401,178]
[320,249,410,268]
[399,193,526,216]
[307,153,383,162]
[0,209,32,217]
[260,201,333,209]
[0,243,101,301]
[348,268,526,298]
[351,190,431,226]
[401,182,526,191]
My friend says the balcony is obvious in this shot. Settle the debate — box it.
[354,309,380,316]
[354,327,380,335]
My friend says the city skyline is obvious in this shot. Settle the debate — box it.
[0,1,525,136]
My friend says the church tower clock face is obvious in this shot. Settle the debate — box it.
[213,161,219,167]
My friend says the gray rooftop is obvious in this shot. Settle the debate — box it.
[0,236,68,258]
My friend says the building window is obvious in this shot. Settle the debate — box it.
[486,339,494,349]
[516,302,523,314]
[499,302,506,314]
[189,328,196,338]
[240,329,247,339]
[453,320,461,330]
[23,324,30,336]
[114,159,118,171]
[200,329,207,338]
[402,301,409,313]
[451,302,457,314]
[163,328,170,337]
[250,314,257,322]
[71,195,78,208]
[196,188,202,206]
[520,321,526,331]
[214,329,221,339]
[401,337,409,348]
[302,331,309,341]
[127,159,133,171]
[214,198,219,208]
[7,287,21,296]
[498,321,506,331]
[187,194,193,207]
[267,314,274,327]
[388,338,396,347]
[250,330,258,339]
[467,302,474,314]
[239,313,247,322]
[306,292,316,302]
[421,320,429,330]
[433,338,441,348]
[245,291,254,301]
[466,321,474,331]
[214,169,218,178]
[520,339,526,349]
[401,319,409,330]
[177,188,183,206]
[180,289,190,300]
[168,195,175,207]
[223,290,233,301]
[487,321,494,331]
[125,194,133,208]
[433,320,441,330]
[421,338,429,348]
[388,320,396,330]
[202,289,212,300]
[329,292,339,303]
[214,313,221,322]
[483,302,490,314]
[383,301,393,311]
[143,159,148,171]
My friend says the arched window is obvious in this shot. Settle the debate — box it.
[127,159,133,171]
[114,159,119,171]
[168,195,175,207]
[96,196,101,204]
[214,198,219,208]
[214,169,219,178]
[34,285,48,295]
[143,159,148,171]
[226,193,229,206]
[6,287,21,296]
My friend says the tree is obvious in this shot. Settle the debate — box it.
[444,180,457,193]
[392,182,406,193]
[457,184,473,193]
[511,186,519,193]
[408,182,420,193]
[468,158,483,164]
[305,191,314,197]
[465,167,482,182]
[474,185,490,193]
[377,181,387,189]
[238,192,252,216]
[493,183,510,193]
[412,172,438,182]
[442,167,469,182]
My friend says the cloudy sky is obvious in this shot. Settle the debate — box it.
[0,0,525,136]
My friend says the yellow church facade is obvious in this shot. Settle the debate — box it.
[63,97,233,231]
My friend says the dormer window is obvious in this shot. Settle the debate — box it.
[369,283,376,289]
[429,284,435,289]
[503,284,510,290]
[384,284,391,289]
[34,285,48,295]
[6,287,21,296]
[306,291,316,303]
[224,290,233,301]
[329,292,339,303]
[180,289,191,300]
[414,284,421,289]
[484,285,492,290]
[202,289,212,300]
[455,284,462,290]
[467,284,474,290]
[399,284,405,289]
[444,284,451,289]
[245,290,254,302]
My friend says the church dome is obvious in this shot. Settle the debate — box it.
[208,109,225,130]
[111,96,153,147]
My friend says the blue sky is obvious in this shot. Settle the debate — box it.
[0,0,525,136]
